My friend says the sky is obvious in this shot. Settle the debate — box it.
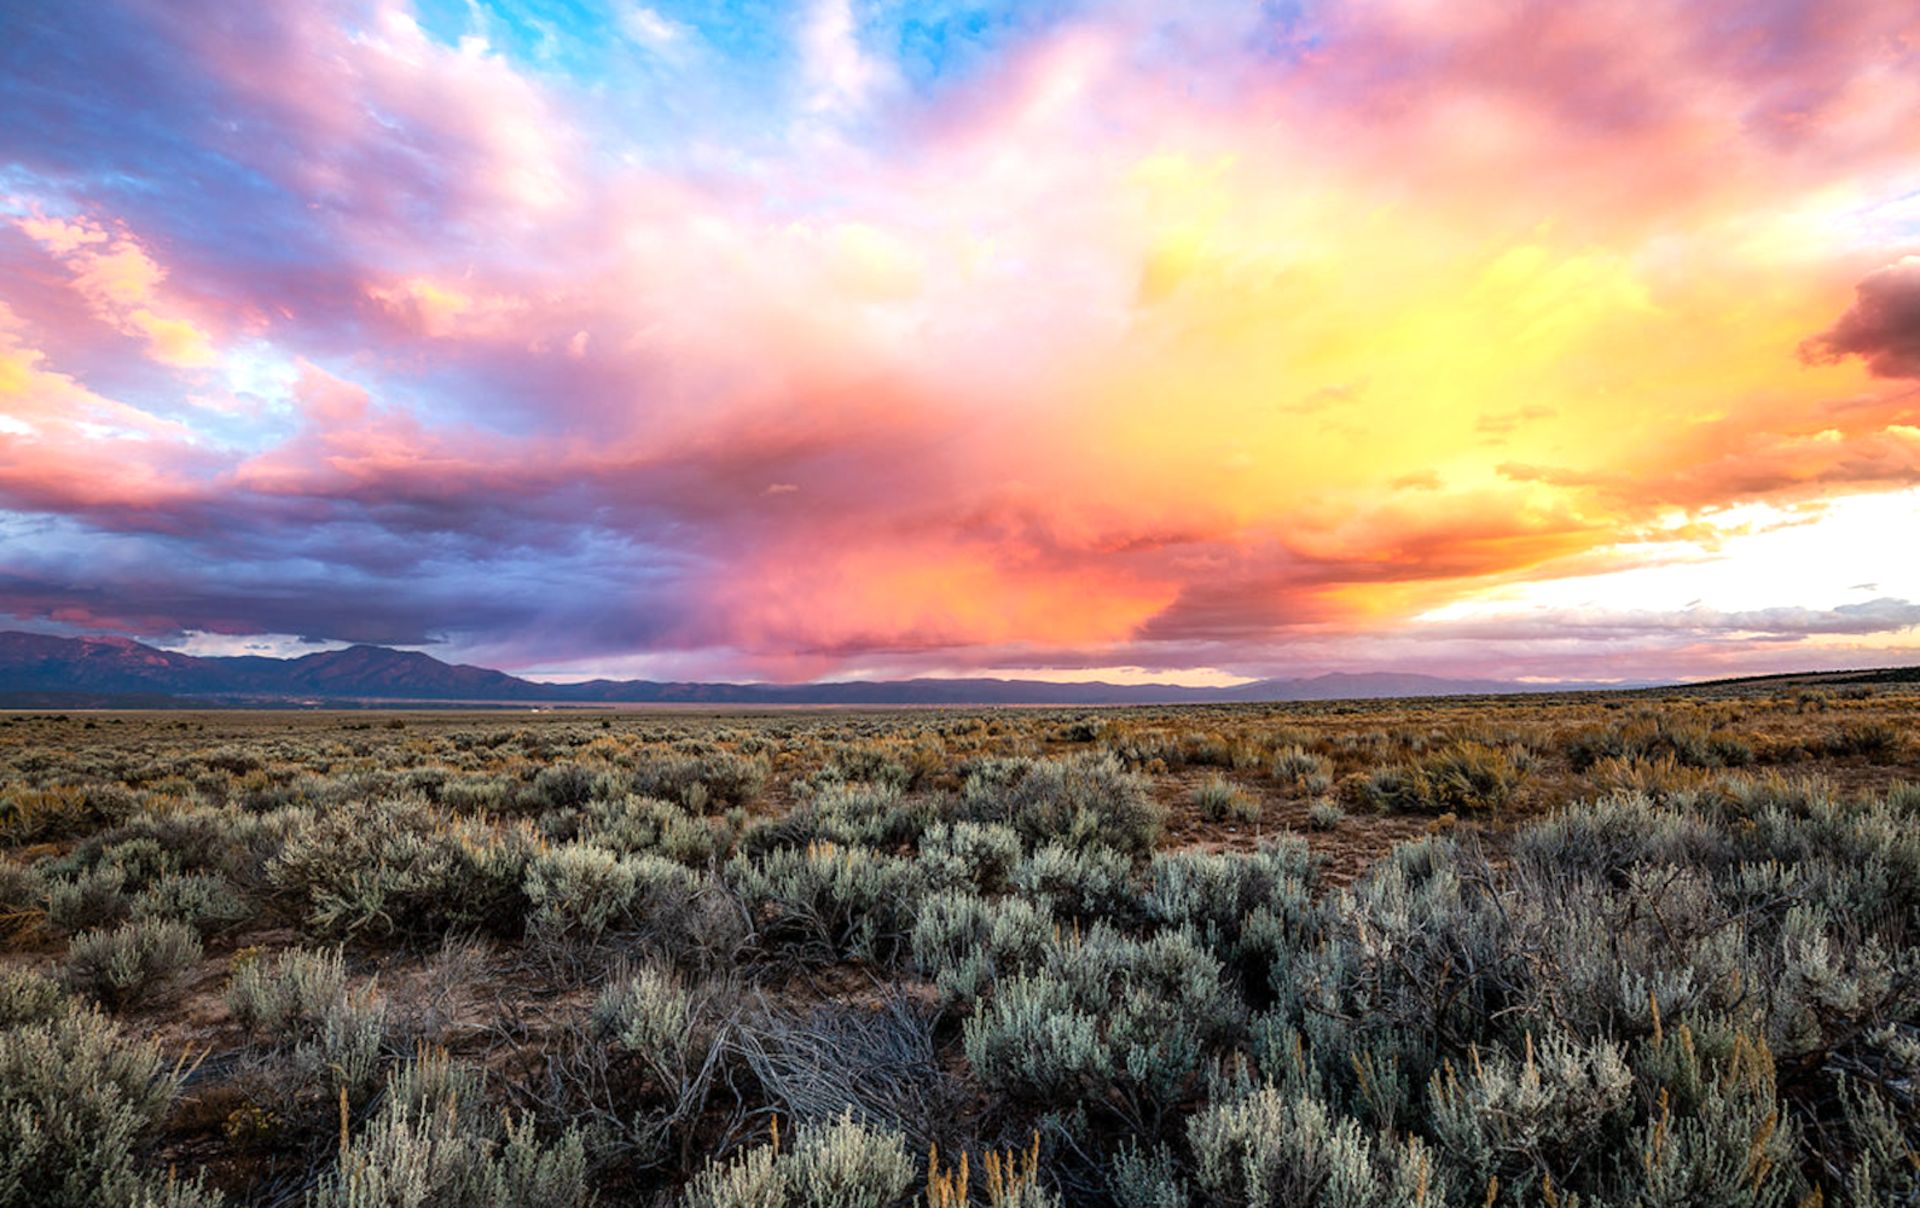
[1,0,1919,686]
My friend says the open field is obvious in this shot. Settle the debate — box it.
[2,687,1917,1206]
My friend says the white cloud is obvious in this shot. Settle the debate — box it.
[619,5,688,54]
[799,0,890,116]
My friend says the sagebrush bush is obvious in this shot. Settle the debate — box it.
[578,794,718,865]
[130,871,252,935]
[1185,1082,1438,1208]
[0,783,129,845]
[1620,1020,1804,1207]
[0,999,203,1207]
[1565,718,1754,772]
[961,753,1164,858]
[1270,745,1330,786]
[270,797,536,940]
[93,837,179,891]
[1191,775,1261,823]
[918,820,1022,893]
[0,967,69,1028]
[1357,743,1517,815]
[683,1112,914,1208]
[593,963,694,1063]
[311,1048,589,1207]
[728,842,924,964]
[964,924,1239,1132]
[64,918,202,1010]
[11,695,1920,1203]
[225,945,386,1101]
[808,782,937,849]
[1010,841,1136,920]
[1109,1142,1190,1208]
[85,809,259,882]
[628,751,769,810]
[1818,720,1901,758]
[523,842,643,942]
[293,988,388,1104]
[911,889,1053,1002]
[1426,1029,1634,1197]
[46,864,130,934]
[1260,838,1511,1132]
[1142,841,1316,987]
[577,961,735,1168]
[225,945,347,1037]
[0,856,45,937]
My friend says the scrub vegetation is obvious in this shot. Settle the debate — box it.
[0,685,1916,1205]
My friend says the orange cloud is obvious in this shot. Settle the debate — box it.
[4,0,1920,681]
[13,215,217,368]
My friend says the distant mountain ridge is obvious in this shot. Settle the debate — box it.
[0,630,1654,706]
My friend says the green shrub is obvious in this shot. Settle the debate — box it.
[46,865,130,935]
[1191,775,1261,823]
[1010,842,1136,920]
[578,795,719,865]
[523,843,642,943]
[269,797,536,940]
[0,967,69,1028]
[593,964,694,1064]
[1270,745,1330,785]
[294,989,388,1105]
[1186,1083,1437,1208]
[629,751,769,810]
[225,946,385,1101]
[1354,766,1428,814]
[1621,1021,1803,1208]
[311,1048,589,1207]
[1816,721,1902,758]
[94,838,178,892]
[1426,1029,1634,1197]
[1357,743,1516,815]
[1886,780,1920,813]
[530,762,598,809]
[962,969,1109,1104]
[130,872,253,935]
[918,820,1022,893]
[1511,793,1730,883]
[964,925,1238,1131]
[1832,1075,1920,1207]
[589,963,730,1166]
[1565,719,1754,772]
[0,857,45,937]
[84,809,258,882]
[64,919,201,1010]
[439,775,511,813]
[961,753,1164,858]
[1261,838,1514,1131]
[1109,1141,1192,1208]
[0,783,129,845]
[911,889,1053,1002]
[1308,800,1344,830]
[808,782,937,849]
[1142,842,1317,983]
[684,1112,913,1208]
[0,1000,201,1207]
[728,843,925,964]
[225,946,347,1038]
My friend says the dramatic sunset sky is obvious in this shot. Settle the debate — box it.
[2,1,1919,684]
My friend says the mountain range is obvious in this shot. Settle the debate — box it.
[0,630,1660,707]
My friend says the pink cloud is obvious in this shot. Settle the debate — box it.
[2,0,1919,682]
[12,213,217,367]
